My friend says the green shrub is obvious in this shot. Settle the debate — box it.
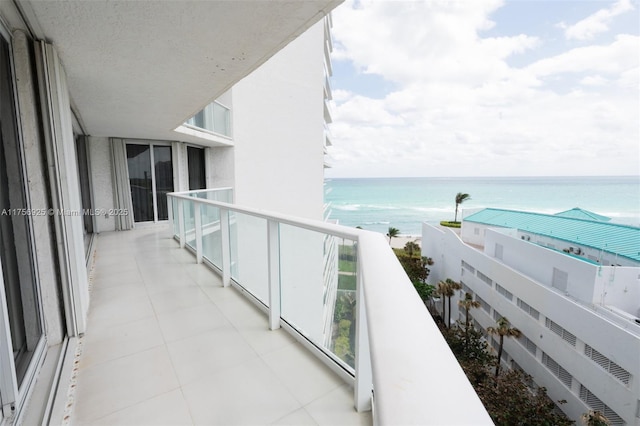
[440,221,461,228]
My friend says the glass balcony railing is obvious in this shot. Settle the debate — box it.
[184,101,232,137]
[167,188,493,425]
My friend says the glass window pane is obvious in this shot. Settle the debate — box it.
[126,144,153,222]
[153,146,173,221]
[0,37,43,388]
[187,147,206,190]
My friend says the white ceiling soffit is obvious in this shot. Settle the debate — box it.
[22,0,342,144]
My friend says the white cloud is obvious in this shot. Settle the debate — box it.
[327,1,640,178]
[559,0,634,41]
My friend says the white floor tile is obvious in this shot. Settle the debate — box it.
[305,385,372,426]
[87,389,193,426]
[73,346,180,423]
[262,343,345,406]
[166,325,258,386]
[271,408,319,426]
[157,303,228,343]
[81,316,165,369]
[181,358,301,425]
[150,286,211,315]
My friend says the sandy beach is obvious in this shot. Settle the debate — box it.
[389,235,422,250]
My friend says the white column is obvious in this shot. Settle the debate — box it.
[267,220,281,330]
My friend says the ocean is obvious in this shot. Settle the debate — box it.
[325,176,640,236]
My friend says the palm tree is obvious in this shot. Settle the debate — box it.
[437,278,461,328]
[487,316,521,377]
[458,292,481,348]
[386,227,400,244]
[454,192,471,223]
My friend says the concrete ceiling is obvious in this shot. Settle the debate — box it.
[21,0,341,144]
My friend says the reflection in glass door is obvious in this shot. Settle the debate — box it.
[126,143,173,222]
[0,30,44,403]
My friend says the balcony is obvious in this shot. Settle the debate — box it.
[67,189,491,425]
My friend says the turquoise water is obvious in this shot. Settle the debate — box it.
[325,176,640,235]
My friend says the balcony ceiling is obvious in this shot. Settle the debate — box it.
[21,0,341,144]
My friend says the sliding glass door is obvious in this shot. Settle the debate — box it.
[126,143,173,222]
[187,146,206,190]
[0,29,45,415]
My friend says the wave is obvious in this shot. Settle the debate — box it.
[332,203,402,211]
[363,221,390,225]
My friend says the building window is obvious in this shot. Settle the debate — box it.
[579,385,625,426]
[187,146,206,190]
[545,318,576,347]
[477,270,492,286]
[518,334,537,356]
[585,344,631,386]
[542,352,573,389]
[517,298,540,320]
[461,260,475,274]
[496,283,513,301]
[477,295,490,313]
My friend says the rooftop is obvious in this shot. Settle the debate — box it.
[464,208,640,263]
[71,226,371,425]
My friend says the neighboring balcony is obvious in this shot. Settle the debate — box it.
[69,188,491,425]
[174,101,233,145]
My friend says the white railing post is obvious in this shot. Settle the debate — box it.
[178,198,185,248]
[267,219,281,330]
[220,208,231,288]
[194,202,203,264]
[354,260,373,413]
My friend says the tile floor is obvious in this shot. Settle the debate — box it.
[71,226,372,426]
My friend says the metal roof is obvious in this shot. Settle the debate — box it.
[464,208,640,263]
[554,207,611,222]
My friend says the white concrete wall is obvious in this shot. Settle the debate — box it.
[423,222,640,424]
[231,20,325,220]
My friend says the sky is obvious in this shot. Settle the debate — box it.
[326,0,640,178]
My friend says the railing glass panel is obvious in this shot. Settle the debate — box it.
[229,212,269,305]
[279,224,356,372]
[185,101,231,137]
[201,204,223,270]
[184,200,196,249]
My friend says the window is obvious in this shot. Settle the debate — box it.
[126,143,174,222]
[585,344,631,386]
[545,318,576,347]
[517,298,540,320]
[477,270,492,286]
[579,385,625,426]
[518,334,537,355]
[477,295,490,313]
[187,146,206,190]
[542,352,573,388]
[461,260,475,273]
[496,283,513,301]
[0,34,44,389]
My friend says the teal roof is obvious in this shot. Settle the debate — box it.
[464,208,640,263]
[554,207,611,222]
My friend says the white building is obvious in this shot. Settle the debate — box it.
[423,208,640,425]
[0,2,490,425]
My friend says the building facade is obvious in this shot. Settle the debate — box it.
[0,1,340,423]
[423,208,640,425]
